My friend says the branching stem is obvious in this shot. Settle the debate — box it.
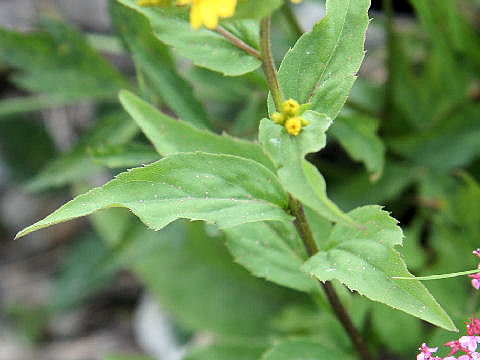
[215,26,262,60]
[259,17,371,360]
[289,197,372,360]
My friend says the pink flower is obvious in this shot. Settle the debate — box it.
[467,315,480,336]
[445,340,462,356]
[469,273,480,290]
[459,336,480,352]
[469,249,480,290]
[418,343,440,360]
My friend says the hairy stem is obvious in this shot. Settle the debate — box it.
[260,16,284,111]
[289,197,372,360]
[215,26,262,60]
[259,17,371,359]
[282,1,303,39]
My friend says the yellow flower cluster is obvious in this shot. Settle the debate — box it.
[272,99,310,136]
[178,0,237,29]
[138,0,302,29]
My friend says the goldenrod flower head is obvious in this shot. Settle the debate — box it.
[285,117,302,136]
[178,0,237,29]
[271,112,285,125]
[282,98,300,117]
[290,0,302,3]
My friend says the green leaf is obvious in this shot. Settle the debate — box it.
[25,111,138,192]
[370,303,423,356]
[302,205,457,331]
[330,162,417,211]
[0,94,85,117]
[259,112,356,226]
[233,0,283,20]
[224,221,318,293]
[388,105,480,171]
[0,116,56,180]
[0,20,130,100]
[88,143,159,168]
[271,304,349,344]
[184,343,267,360]
[261,338,355,360]
[103,218,300,337]
[111,2,211,129]
[329,115,385,178]
[116,0,261,76]
[274,0,370,119]
[16,152,291,239]
[119,90,274,170]
[51,234,114,310]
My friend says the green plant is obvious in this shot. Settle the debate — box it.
[2,0,480,359]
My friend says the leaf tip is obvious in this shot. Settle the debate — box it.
[14,228,27,240]
[118,88,135,104]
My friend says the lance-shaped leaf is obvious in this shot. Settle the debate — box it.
[261,338,355,360]
[16,153,291,239]
[111,2,212,129]
[87,143,159,169]
[117,0,261,76]
[26,112,138,192]
[119,90,274,170]
[259,112,356,226]
[233,0,283,20]
[0,20,130,101]
[274,0,370,119]
[329,115,385,178]
[184,343,267,360]
[302,205,457,331]
[224,221,318,293]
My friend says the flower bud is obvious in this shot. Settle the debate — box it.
[285,117,302,136]
[282,99,301,117]
[271,112,285,125]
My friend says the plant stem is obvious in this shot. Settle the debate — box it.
[281,1,303,39]
[260,16,284,111]
[259,17,371,359]
[289,197,372,360]
[215,26,262,60]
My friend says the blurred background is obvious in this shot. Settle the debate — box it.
[0,0,479,359]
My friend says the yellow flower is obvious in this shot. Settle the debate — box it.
[270,98,309,136]
[178,0,237,29]
[271,112,285,125]
[139,0,303,29]
[285,117,302,136]
[282,98,300,117]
